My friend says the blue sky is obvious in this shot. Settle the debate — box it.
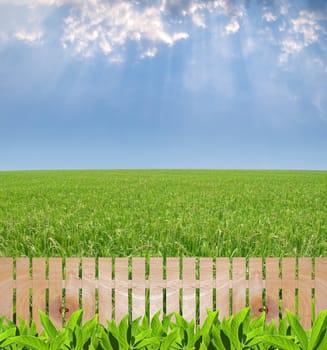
[0,0,326,170]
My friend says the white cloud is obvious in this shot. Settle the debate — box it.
[262,12,277,22]
[225,18,240,34]
[14,30,43,43]
[61,2,189,59]
[278,10,327,64]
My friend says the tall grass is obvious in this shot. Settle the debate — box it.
[0,170,326,257]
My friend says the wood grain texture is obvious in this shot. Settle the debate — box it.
[248,258,264,319]
[282,258,296,315]
[65,258,80,323]
[298,258,312,329]
[232,258,246,314]
[32,258,46,332]
[98,258,112,325]
[149,258,163,319]
[132,258,145,319]
[315,258,327,317]
[48,258,63,328]
[82,258,95,323]
[166,258,180,315]
[115,258,129,322]
[0,258,13,320]
[199,258,213,324]
[182,258,196,321]
[265,258,281,324]
[16,258,30,322]
[216,258,230,319]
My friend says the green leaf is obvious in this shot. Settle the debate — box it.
[39,310,59,339]
[1,335,48,350]
[65,309,83,331]
[98,325,113,350]
[309,310,327,350]
[287,309,308,350]
[261,335,300,350]
[161,328,180,350]
[0,327,16,344]
[81,315,98,346]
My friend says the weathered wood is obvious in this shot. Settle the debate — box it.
[48,258,63,328]
[199,258,213,324]
[132,257,145,319]
[115,258,128,322]
[298,258,312,328]
[248,258,264,319]
[98,258,112,325]
[183,258,196,321]
[32,258,46,332]
[149,258,163,319]
[282,258,296,314]
[0,257,325,329]
[315,258,327,317]
[215,258,230,319]
[232,258,246,314]
[166,258,180,315]
[16,258,30,322]
[64,258,80,322]
[82,258,96,323]
[265,258,280,323]
[0,258,13,321]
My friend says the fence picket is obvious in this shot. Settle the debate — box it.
[48,258,63,328]
[149,258,163,319]
[115,258,128,322]
[16,258,30,322]
[0,258,13,321]
[32,258,46,332]
[265,258,280,323]
[282,258,296,314]
[315,258,327,318]
[0,257,325,329]
[215,258,230,319]
[98,258,112,325]
[298,258,312,328]
[182,258,196,321]
[166,258,180,315]
[199,258,213,324]
[132,257,145,319]
[248,258,263,319]
[82,258,96,323]
[232,258,246,314]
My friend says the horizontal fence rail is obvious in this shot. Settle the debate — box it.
[0,257,326,331]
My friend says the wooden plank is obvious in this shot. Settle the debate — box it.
[182,258,196,321]
[115,258,129,322]
[149,258,163,319]
[32,258,46,332]
[64,258,80,323]
[266,258,281,323]
[282,258,296,315]
[82,258,95,323]
[166,258,180,315]
[132,258,145,320]
[216,258,230,319]
[0,258,13,320]
[298,258,312,329]
[16,258,30,323]
[248,258,264,319]
[315,258,327,317]
[199,258,213,324]
[98,258,112,325]
[48,258,63,328]
[232,258,246,314]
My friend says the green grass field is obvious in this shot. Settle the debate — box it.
[0,170,326,257]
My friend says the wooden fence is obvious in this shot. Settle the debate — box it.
[0,257,326,331]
